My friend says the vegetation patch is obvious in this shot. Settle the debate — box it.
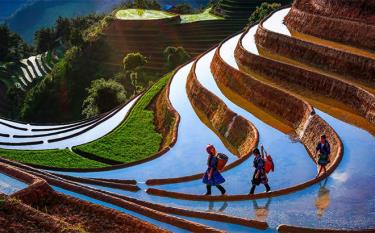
[0,149,106,169]
[75,72,173,163]
[115,9,175,20]
[180,8,223,23]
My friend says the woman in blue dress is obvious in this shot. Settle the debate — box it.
[202,144,226,196]
[315,134,331,177]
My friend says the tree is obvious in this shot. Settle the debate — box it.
[0,25,11,62]
[82,79,126,118]
[6,86,26,118]
[163,46,191,70]
[55,16,71,43]
[122,52,147,71]
[0,24,33,62]
[168,3,194,14]
[69,28,84,47]
[248,2,281,24]
[34,27,56,53]
[122,52,148,95]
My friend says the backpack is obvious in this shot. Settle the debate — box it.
[216,153,229,172]
[264,154,274,173]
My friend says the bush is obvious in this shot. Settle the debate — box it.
[163,46,191,69]
[248,2,281,24]
[122,52,147,71]
[82,79,127,118]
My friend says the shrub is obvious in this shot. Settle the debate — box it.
[82,79,126,118]
[248,2,281,24]
[163,46,191,69]
[122,52,147,71]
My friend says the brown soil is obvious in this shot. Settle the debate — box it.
[26,190,168,233]
[152,75,179,149]
[186,61,258,157]
[0,195,79,233]
[284,2,375,51]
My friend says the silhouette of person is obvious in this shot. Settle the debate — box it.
[315,178,330,218]
[253,198,272,222]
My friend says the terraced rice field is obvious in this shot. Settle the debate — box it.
[0,5,374,233]
[115,9,176,20]
[3,51,59,91]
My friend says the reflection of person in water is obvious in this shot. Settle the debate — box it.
[208,201,228,213]
[315,178,330,218]
[253,198,271,222]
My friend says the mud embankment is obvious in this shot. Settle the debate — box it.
[255,23,375,85]
[295,0,375,24]
[0,195,77,233]
[0,162,168,233]
[0,157,264,232]
[235,33,375,126]
[186,59,258,157]
[152,76,180,149]
[284,5,375,51]
[212,48,313,135]
[277,223,375,233]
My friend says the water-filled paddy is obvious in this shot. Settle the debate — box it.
[0,173,27,195]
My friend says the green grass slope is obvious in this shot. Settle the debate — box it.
[0,148,106,169]
[74,72,173,163]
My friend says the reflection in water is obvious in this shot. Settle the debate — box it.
[315,178,330,218]
[208,201,228,213]
[253,198,272,222]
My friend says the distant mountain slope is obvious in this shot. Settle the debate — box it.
[0,0,30,22]
[3,0,208,44]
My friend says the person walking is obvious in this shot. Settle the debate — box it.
[250,147,271,194]
[203,144,226,196]
[315,134,331,177]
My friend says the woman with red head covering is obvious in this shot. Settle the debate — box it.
[202,144,226,196]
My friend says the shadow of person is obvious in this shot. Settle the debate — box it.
[208,201,228,213]
[315,178,330,218]
[253,198,272,222]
